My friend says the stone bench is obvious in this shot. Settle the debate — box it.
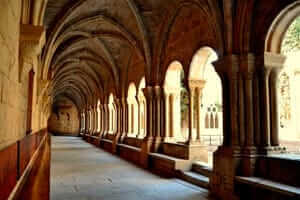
[117,144,141,164]
[236,176,300,198]
[149,153,192,177]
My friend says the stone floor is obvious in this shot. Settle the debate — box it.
[51,136,214,200]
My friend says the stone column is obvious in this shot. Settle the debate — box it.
[85,109,89,135]
[187,86,196,144]
[143,87,154,138]
[136,98,141,138]
[265,53,286,148]
[240,54,255,149]
[164,92,170,141]
[99,105,103,137]
[210,55,241,200]
[102,104,108,138]
[140,86,154,167]
[112,98,121,153]
[260,67,272,148]
[195,81,206,142]
[152,86,163,152]
[120,98,128,142]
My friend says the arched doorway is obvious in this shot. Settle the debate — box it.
[127,83,138,137]
[265,2,300,154]
[164,61,186,142]
[138,77,146,138]
[188,47,223,166]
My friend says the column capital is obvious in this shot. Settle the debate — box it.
[143,86,154,101]
[239,53,256,79]
[154,86,163,100]
[188,80,206,89]
[264,52,287,69]
[213,54,239,78]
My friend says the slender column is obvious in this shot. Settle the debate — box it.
[136,99,141,138]
[196,81,206,141]
[121,98,129,139]
[169,94,174,138]
[260,68,272,147]
[93,106,96,135]
[85,109,88,134]
[270,68,281,146]
[99,105,104,136]
[103,104,108,136]
[115,99,121,135]
[196,88,201,141]
[164,92,170,140]
[187,86,196,143]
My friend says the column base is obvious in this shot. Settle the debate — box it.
[211,146,242,200]
[257,146,286,155]
[140,137,154,168]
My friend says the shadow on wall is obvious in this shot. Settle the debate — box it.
[48,97,80,137]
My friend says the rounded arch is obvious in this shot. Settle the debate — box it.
[188,47,218,81]
[265,1,300,53]
[127,82,138,136]
[164,61,184,90]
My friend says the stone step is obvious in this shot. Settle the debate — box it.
[192,162,212,178]
[180,171,210,189]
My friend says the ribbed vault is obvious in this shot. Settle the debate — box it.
[41,0,227,112]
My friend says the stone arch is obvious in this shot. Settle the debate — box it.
[138,77,146,138]
[264,3,300,151]
[108,93,116,133]
[127,83,138,137]
[265,1,300,53]
[164,61,185,142]
[188,47,218,81]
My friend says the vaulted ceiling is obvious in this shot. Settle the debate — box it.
[42,0,287,112]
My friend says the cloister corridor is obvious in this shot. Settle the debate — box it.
[50,136,213,200]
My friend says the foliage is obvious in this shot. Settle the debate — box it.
[282,17,300,54]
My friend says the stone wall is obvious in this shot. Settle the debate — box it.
[0,0,28,150]
[48,98,80,136]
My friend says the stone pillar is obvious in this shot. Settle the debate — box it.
[265,53,286,148]
[210,55,241,200]
[240,54,255,150]
[85,109,88,135]
[164,92,170,141]
[152,86,163,152]
[140,86,154,167]
[120,98,128,142]
[102,104,108,138]
[194,81,206,142]
[260,67,272,148]
[136,98,141,138]
[112,98,121,153]
[187,86,196,144]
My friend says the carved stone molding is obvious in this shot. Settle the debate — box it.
[19,24,45,82]
[188,80,206,89]
[264,52,287,69]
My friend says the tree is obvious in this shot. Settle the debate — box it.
[282,16,300,54]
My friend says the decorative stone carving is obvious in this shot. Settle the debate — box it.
[19,24,45,82]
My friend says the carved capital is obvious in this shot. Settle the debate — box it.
[188,80,206,89]
[154,86,163,100]
[213,54,239,79]
[264,52,287,69]
[142,86,154,101]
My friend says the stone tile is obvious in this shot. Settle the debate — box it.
[51,136,213,200]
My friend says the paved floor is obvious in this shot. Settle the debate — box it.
[51,136,213,200]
